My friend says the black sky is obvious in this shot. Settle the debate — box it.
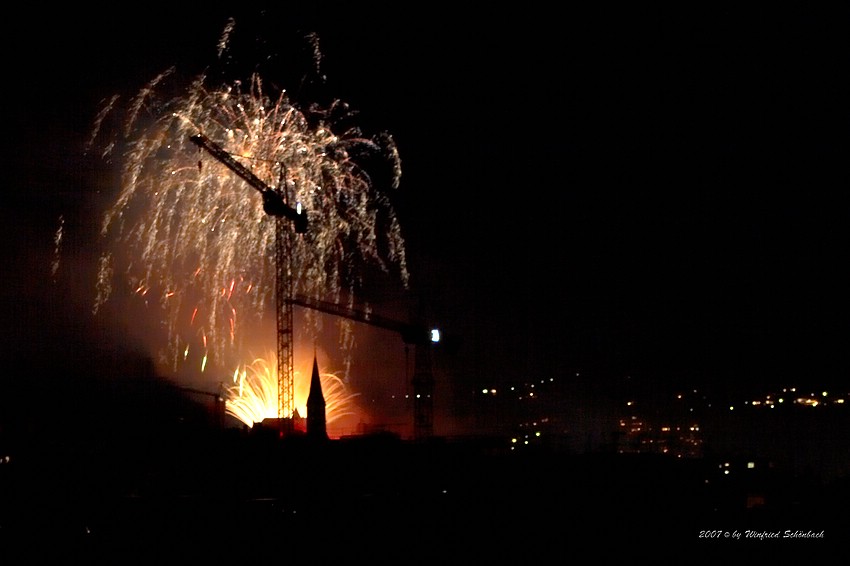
[4,4,850,424]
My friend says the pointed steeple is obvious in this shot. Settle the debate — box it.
[306,354,328,440]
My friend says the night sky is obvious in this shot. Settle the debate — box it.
[4,4,850,430]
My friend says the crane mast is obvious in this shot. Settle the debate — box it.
[275,216,295,424]
[189,133,307,428]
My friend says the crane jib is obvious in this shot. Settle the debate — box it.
[189,133,308,233]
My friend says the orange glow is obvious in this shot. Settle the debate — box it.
[89,20,408,431]
[225,351,360,437]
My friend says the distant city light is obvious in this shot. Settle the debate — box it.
[430,329,440,343]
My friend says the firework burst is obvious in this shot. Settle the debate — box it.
[89,22,408,401]
[224,351,359,433]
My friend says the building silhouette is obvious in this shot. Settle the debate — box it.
[306,354,327,440]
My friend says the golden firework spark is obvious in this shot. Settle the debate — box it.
[224,351,359,434]
[89,21,408,387]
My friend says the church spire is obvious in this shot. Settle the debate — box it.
[306,354,327,440]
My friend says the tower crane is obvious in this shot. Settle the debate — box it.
[288,293,440,440]
[189,132,307,432]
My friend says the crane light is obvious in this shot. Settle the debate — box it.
[294,208,308,233]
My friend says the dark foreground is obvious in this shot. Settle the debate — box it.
[1,428,846,564]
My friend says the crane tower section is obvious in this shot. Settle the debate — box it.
[275,216,294,421]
